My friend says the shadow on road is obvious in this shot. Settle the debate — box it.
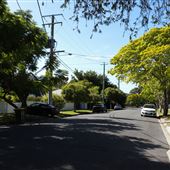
[0,118,170,170]
[111,115,159,124]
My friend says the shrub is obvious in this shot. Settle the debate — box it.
[27,95,42,102]
[42,94,65,110]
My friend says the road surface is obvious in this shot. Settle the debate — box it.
[0,108,170,170]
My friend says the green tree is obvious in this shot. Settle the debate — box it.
[72,70,116,92]
[140,79,162,104]
[129,87,142,94]
[59,0,169,38]
[88,86,101,107]
[104,87,126,108]
[110,26,170,116]
[126,94,145,107]
[40,69,68,92]
[0,9,48,108]
[62,80,92,111]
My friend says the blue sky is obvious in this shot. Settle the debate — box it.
[7,0,140,93]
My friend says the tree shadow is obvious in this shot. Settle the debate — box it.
[0,117,170,170]
[111,116,159,124]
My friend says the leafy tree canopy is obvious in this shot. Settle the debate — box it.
[72,69,117,92]
[0,0,9,15]
[104,87,126,107]
[39,69,69,93]
[62,80,94,110]
[129,87,142,94]
[126,94,145,107]
[0,9,48,108]
[109,25,170,115]
[57,0,170,38]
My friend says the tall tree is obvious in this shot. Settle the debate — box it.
[0,9,48,108]
[109,26,170,116]
[72,69,116,92]
[104,87,126,108]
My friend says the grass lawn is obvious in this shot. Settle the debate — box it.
[59,109,92,117]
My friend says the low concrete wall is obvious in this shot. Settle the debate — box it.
[0,101,87,113]
[0,101,37,113]
[0,102,8,113]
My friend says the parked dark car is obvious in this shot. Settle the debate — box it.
[92,104,107,113]
[26,103,59,117]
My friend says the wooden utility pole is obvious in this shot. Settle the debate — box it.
[43,14,62,105]
[101,62,108,104]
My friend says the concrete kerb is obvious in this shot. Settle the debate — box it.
[159,118,170,162]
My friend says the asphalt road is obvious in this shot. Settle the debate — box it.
[0,108,170,170]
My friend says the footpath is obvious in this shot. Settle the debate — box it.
[159,117,170,161]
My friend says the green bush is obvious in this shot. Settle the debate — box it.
[42,94,65,110]
[27,95,42,102]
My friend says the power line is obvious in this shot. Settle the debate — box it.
[63,51,109,58]
[57,56,75,74]
[36,0,47,33]
[35,65,47,75]
[58,55,79,79]
[16,0,22,10]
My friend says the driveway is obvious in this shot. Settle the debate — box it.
[0,108,170,170]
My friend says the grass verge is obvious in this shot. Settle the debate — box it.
[59,109,92,117]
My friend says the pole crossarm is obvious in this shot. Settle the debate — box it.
[42,14,64,18]
[43,22,62,26]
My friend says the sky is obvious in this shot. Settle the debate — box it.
[6,0,140,93]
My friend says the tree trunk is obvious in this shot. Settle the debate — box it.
[1,95,18,109]
[74,102,76,112]
[21,97,27,108]
[163,89,168,116]
[18,93,28,108]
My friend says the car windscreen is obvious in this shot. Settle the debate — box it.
[143,104,155,108]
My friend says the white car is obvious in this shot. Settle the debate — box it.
[141,104,156,117]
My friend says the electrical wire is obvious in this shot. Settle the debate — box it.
[36,0,47,33]
[63,51,110,60]
[57,56,75,74]
[16,0,22,10]
[35,65,47,75]
[58,55,80,79]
